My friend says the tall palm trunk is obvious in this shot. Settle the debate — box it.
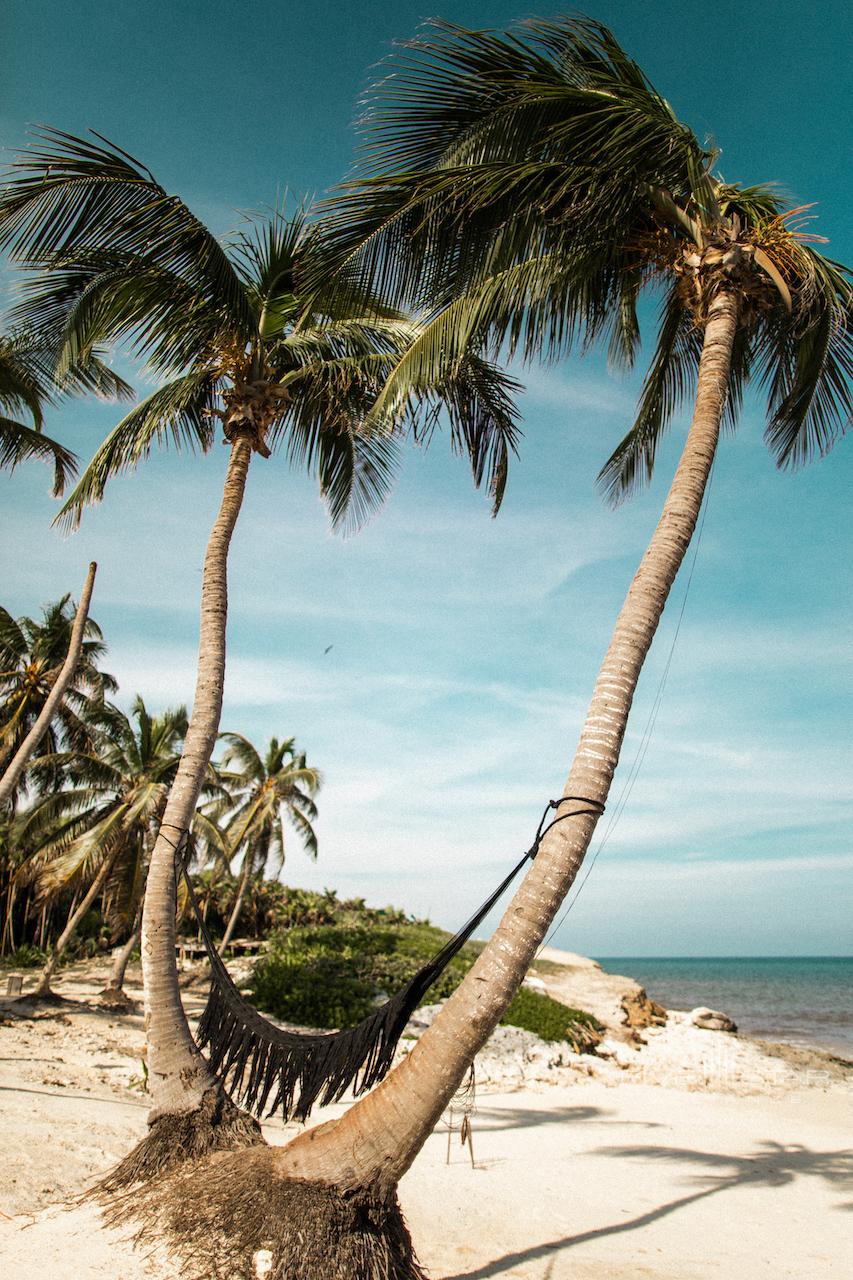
[100,902,143,1005]
[141,440,252,1119]
[0,562,97,807]
[35,839,124,996]
[276,289,741,1190]
[219,846,254,951]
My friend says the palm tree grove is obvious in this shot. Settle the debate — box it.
[1,10,850,1280]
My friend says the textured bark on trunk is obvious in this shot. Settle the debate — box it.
[141,440,252,1119]
[0,562,97,807]
[36,840,123,996]
[219,849,253,951]
[275,290,741,1191]
[100,906,142,1003]
[108,923,140,990]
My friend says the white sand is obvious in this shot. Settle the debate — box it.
[1,956,851,1278]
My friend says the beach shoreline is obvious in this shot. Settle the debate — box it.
[1,950,850,1278]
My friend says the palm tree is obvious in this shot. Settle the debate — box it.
[0,325,132,491]
[207,733,319,950]
[108,18,850,1273]
[17,695,187,997]
[0,331,76,491]
[0,587,116,782]
[0,130,520,1166]
[0,562,97,810]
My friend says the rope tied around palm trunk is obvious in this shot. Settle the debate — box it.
[158,793,604,1122]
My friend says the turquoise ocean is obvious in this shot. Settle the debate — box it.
[595,957,853,1059]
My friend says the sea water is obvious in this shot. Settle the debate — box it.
[595,956,853,1059]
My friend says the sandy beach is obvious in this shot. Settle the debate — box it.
[1,951,851,1278]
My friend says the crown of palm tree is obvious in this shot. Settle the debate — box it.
[18,696,187,934]
[0,594,116,774]
[315,16,852,498]
[0,130,522,528]
[209,731,320,875]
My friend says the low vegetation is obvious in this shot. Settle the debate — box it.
[249,885,603,1049]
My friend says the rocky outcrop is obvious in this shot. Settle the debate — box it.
[689,1006,738,1033]
[622,988,667,1032]
[529,947,667,1043]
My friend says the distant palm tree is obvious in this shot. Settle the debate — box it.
[207,732,319,949]
[0,590,116,781]
[19,695,187,997]
[0,130,520,1153]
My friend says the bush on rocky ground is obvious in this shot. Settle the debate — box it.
[251,903,603,1049]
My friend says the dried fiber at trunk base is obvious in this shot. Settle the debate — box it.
[181,796,602,1122]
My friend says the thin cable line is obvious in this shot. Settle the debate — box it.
[537,456,717,954]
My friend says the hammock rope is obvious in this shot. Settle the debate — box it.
[160,794,603,1122]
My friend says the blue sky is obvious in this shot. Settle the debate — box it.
[3,1,852,955]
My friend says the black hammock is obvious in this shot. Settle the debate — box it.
[175,795,603,1123]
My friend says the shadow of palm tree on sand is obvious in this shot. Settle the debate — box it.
[441,1139,853,1279]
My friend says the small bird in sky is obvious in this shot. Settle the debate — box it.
[324,644,334,655]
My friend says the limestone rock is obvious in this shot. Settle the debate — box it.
[690,1006,738,1033]
[621,987,667,1032]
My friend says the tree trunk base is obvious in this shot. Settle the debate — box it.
[95,1086,265,1194]
[13,987,75,1008]
[98,984,137,1011]
[104,1145,426,1279]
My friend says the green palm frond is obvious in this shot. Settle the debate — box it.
[230,206,305,337]
[3,320,134,405]
[13,253,234,379]
[55,369,219,529]
[218,732,265,783]
[190,809,232,864]
[317,419,403,534]
[0,128,253,336]
[315,15,710,311]
[418,351,521,514]
[287,804,319,860]
[35,799,128,897]
[597,282,701,504]
[759,250,853,466]
[0,414,77,494]
[0,332,48,425]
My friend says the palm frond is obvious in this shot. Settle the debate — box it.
[317,419,403,534]
[597,282,702,504]
[759,249,853,466]
[314,15,709,312]
[54,369,218,529]
[218,732,265,782]
[0,414,77,494]
[0,128,253,336]
[13,253,234,379]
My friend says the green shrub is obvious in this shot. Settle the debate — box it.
[5,943,48,968]
[501,987,602,1049]
[251,920,475,1029]
[188,876,411,942]
[251,908,601,1055]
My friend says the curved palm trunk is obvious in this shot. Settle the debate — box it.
[100,903,143,1004]
[141,440,252,1119]
[275,290,741,1190]
[219,847,253,951]
[0,562,97,807]
[35,838,123,996]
